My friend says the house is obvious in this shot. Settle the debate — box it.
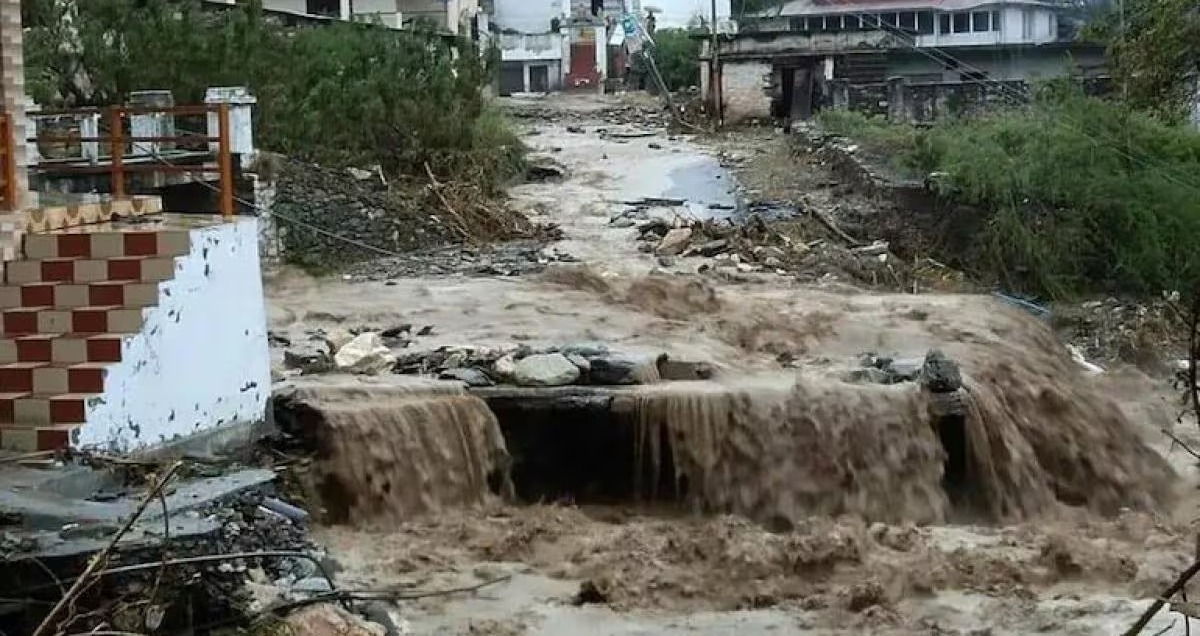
[494,0,627,94]
[706,0,1106,123]
[206,0,486,35]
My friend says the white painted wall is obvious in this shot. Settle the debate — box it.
[79,219,271,451]
[722,60,773,122]
[495,0,565,32]
[500,32,565,61]
[261,0,307,14]
[914,6,1056,47]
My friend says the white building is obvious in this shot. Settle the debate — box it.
[494,0,618,95]
[707,0,1105,122]
[209,0,484,34]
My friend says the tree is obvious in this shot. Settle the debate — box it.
[731,0,785,18]
[1089,0,1200,121]
[643,29,701,92]
[22,0,521,184]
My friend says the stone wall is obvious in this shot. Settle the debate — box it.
[721,60,774,123]
[887,78,1025,123]
[829,76,1111,124]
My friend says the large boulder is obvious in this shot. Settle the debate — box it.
[588,354,659,385]
[513,353,581,386]
[656,228,693,256]
[333,333,396,375]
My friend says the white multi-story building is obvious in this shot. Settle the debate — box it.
[210,0,485,35]
[708,0,1106,122]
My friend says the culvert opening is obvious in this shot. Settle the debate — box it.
[935,413,969,504]
[481,392,683,505]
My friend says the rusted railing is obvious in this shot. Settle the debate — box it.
[0,113,16,212]
[29,104,235,217]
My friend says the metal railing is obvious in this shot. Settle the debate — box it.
[28,103,235,217]
[0,113,16,211]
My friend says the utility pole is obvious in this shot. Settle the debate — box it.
[711,0,723,122]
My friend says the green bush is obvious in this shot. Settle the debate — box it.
[23,0,522,189]
[820,88,1200,299]
[646,29,702,92]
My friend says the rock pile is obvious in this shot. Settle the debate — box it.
[279,333,715,389]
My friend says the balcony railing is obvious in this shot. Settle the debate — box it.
[28,104,236,217]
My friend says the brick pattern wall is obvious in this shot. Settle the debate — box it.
[0,0,28,209]
[0,0,28,272]
[721,60,774,123]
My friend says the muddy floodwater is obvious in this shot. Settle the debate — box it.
[267,93,1199,635]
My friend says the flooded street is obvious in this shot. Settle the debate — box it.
[266,93,1198,635]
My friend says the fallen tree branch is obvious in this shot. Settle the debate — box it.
[1161,428,1200,462]
[808,205,861,247]
[261,573,515,618]
[424,162,473,241]
[32,461,183,636]
[1124,557,1200,635]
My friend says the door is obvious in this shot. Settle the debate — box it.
[568,42,599,88]
[500,62,525,96]
[530,65,550,93]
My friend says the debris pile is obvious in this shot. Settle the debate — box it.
[1053,296,1180,369]
[632,213,915,287]
[272,156,552,272]
[0,458,329,635]
[339,240,574,280]
[277,327,714,388]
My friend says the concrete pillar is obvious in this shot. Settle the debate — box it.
[128,90,175,157]
[0,0,30,211]
[80,112,101,164]
[205,86,257,163]
[595,23,608,93]
[887,77,907,123]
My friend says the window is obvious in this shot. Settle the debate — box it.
[972,11,990,32]
[991,10,1001,31]
[899,11,917,31]
[844,14,861,29]
[952,12,970,33]
[939,13,951,33]
[917,11,934,35]
[306,0,340,17]
[789,16,806,30]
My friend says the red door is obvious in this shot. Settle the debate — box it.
[567,42,599,88]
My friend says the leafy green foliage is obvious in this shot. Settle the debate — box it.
[645,29,702,92]
[1087,0,1200,121]
[23,0,524,188]
[821,88,1200,299]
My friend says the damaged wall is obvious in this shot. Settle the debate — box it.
[722,60,775,122]
[80,218,271,450]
